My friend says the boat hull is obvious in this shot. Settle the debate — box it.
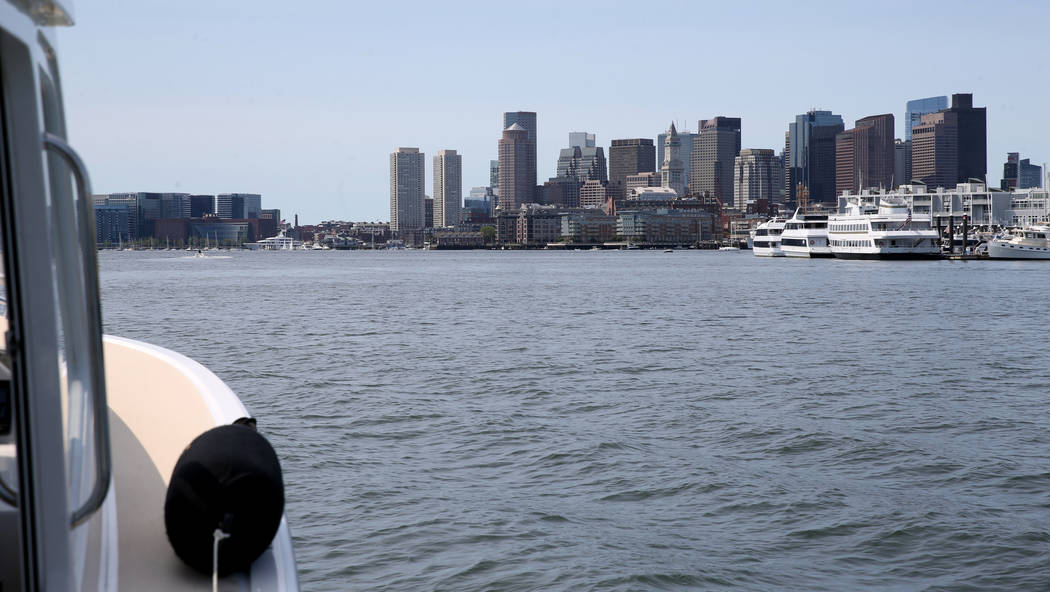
[987,241,1050,259]
[833,252,941,260]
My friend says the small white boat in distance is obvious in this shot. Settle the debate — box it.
[987,225,1050,259]
[718,245,741,251]
[244,230,303,251]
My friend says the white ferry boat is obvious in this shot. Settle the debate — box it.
[780,208,832,258]
[244,230,303,251]
[986,225,1050,259]
[0,5,298,590]
[828,197,939,259]
[752,217,786,257]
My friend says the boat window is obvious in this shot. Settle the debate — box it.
[39,70,102,524]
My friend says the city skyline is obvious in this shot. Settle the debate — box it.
[59,1,1050,223]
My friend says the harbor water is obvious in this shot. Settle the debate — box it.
[99,250,1050,591]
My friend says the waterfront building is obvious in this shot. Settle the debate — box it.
[1000,153,1043,190]
[609,138,656,198]
[580,179,613,209]
[94,193,141,237]
[787,110,844,205]
[911,93,986,189]
[690,117,741,203]
[834,182,1040,227]
[905,96,948,142]
[835,114,895,196]
[190,219,251,245]
[616,209,707,244]
[498,123,534,209]
[514,204,562,246]
[734,148,777,209]
[94,205,130,246]
[503,111,537,197]
[424,196,434,229]
[658,128,696,191]
[389,147,426,232]
[433,149,462,228]
[624,171,662,196]
[216,193,262,219]
[189,194,215,217]
[561,210,617,243]
[569,132,596,148]
[660,122,686,196]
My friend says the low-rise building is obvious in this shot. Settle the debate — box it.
[616,209,707,244]
[561,210,617,243]
[515,205,562,245]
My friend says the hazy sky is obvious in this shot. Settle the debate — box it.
[59,0,1050,224]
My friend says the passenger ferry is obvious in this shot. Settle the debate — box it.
[986,225,1050,259]
[0,4,298,590]
[751,217,786,257]
[828,197,939,259]
[779,208,832,258]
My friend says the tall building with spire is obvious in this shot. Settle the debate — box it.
[660,123,685,196]
[433,149,462,228]
[498,124,533,210]
[390,147,425,232]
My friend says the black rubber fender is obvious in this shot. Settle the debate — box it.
[164,423,285,576]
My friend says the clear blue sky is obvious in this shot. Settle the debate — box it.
[59,0,1050,224]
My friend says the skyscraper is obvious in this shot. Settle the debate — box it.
[905,96,948,142]
[1001,153,1044,190]
[498,124,532,210]
[894,139,911,187]
[503,111,537,201]
[691,116,741,202]
[216,193,262,219]
[609,139,655,185]
[389,147,425,231]
[911,93,986,189]
[433,149,462,228]
[189,194,215,217]
[834,114,895,196]
[489,160,499,197]
[569,132,596,148]
[787,110,844,204]
[733,149,777,209]
[660,122,685,196]
[555,135,607,183]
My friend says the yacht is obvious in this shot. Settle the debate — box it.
[779,208,832,258]
[828,197,939,259]
[986,225,1050,259]
[244,230,303,251]
[0,5,298,590]
[751,217,787,257]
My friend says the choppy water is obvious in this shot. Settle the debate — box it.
[99,250,1050,591]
